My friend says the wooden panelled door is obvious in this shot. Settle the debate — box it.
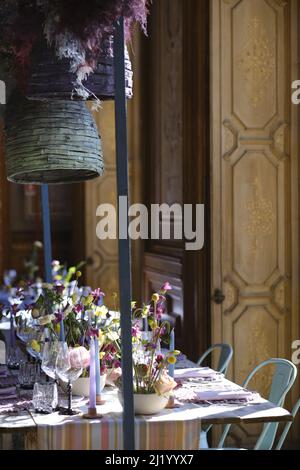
[211,0,300,446]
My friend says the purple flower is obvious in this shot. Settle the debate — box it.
[53,283,64,295]
[156,354,164,363]
[87,327,99,338]
[113,360,121,368]
[145,342,156,351]
[74,304,83,313]
[53,312,62,324]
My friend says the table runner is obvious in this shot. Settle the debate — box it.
[26,391,201,450]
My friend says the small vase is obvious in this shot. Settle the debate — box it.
[72,375,106,397]
[133,393,169,415]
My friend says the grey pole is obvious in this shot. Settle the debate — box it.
[41,184,52,283]
[114,17,135,450]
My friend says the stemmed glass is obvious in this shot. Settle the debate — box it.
[41,340,59,381]
[55,342,83,415]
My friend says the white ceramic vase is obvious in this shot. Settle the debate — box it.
[72,374,107,397]
[133,393,169,415]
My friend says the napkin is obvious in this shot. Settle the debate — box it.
[192,389,258,402]
[0,365,7,377]
[0,376,18,388]
[174,367,220,379]
[175,386,259,403]
[0,386,16,397]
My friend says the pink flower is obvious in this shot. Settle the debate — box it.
[132,325,140,337]
[154,371,177,396]
[92,288,105,304]
[69,346,90,369]
[161,282,172,292]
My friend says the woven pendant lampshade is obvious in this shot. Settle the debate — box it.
[5,99,104,184]
[27,38,133,101]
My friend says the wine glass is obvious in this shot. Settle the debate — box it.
[55,343,83,415]
[41,340,59,380]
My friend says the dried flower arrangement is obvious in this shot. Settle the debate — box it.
[0,0,150,97]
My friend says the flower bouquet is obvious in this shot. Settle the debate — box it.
[117,282,179,414]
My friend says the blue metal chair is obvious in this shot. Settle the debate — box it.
[197,343,233,375]
[198,343,233,448]
[275,398,300,449]
[217,358,297,450]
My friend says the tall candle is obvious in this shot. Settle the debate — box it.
[89,337,96,409]
[95,336,101,395]
[168,329,175,377]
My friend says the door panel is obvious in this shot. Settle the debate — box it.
[211,0,300,446]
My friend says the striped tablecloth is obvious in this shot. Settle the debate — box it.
[26,390,201,450]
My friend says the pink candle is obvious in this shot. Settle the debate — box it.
[89,337,96,409]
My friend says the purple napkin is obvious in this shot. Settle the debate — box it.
[0,365,7,377]
[0,376,18,388]
[0,386,16,397]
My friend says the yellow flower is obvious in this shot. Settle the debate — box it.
[152,293,160,303]
[76,271,82,278]
[31,340,40,353]
[167,356,176,365]
[131,301,137,309]
[95,305,108,318]
[84,295,94,306]
[99,351,106,360]
[98,331,104,345]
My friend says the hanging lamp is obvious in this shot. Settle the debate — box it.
[26,38,133,101]
[5,98,104,184]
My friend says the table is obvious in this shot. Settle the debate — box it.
[0,377,292,450]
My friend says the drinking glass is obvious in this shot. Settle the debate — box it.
[32,382,58,414]
[18,361,40,389]
[6,345,20,370]
[55,342,83,415]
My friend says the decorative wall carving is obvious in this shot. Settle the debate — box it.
[238,17,275,109]
[243,177,275,252]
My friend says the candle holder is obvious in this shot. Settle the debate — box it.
[58,380,80,416]
[82,407,103,420]
[96,393,106,405]
[165,394,176,409]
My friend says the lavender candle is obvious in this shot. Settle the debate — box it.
[89,337,96,409]
[95,336,101,396]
